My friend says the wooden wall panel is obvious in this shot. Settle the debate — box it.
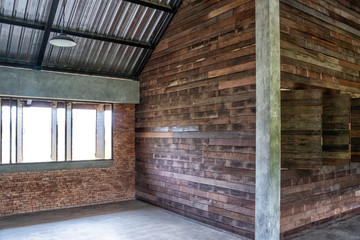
[280,0,360,95]
[351,98,360,162]
[322,94,350,166]
[137,0,256,239]
[281,90,323,170]
[280,0,360,237]
[281,165,360,238]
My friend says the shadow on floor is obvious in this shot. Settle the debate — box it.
[286,212,360,240]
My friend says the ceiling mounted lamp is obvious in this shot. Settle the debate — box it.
[49,0,76,47]
[49,29,76,47]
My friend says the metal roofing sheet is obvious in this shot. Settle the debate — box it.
[0,0,50,23]
[53,0,169,43]
[0,0,181,79]
[151,0,176,7]
[42,32,146,77]
[0,23,43,64]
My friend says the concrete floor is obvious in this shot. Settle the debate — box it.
[2,200,359,240]
[0,200,244,240]
[286,212,360,240]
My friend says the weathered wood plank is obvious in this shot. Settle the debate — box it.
[218,76,256,90]
[322,94,350,166]
[351,98,360,162]
[136,0,256,238]
[281,0,360,37]
[135,132,174,138]
[279,1,360,236]
[281,90,323,170]
[173,132,254,139]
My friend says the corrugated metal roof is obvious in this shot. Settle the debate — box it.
[42,32,146,76]
[0,0,181,79]
[0,23,43,64]
[150,0,177,7]
[53,0,168,44]
[0,0,50,23]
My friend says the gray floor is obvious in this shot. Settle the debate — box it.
[2,200,359,240]
[286,212,360,240]
[0,200,244,240]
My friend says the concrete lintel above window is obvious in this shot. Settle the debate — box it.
[0,159,113,173]
[0,66,139,104]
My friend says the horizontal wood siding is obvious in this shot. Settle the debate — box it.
[281,90,323,170]
[351,98,360,162]
[280,0,360,237]
[280,0,360,95]
[136,0,256,238]
[281,165,360,238]
[322,94,350,166]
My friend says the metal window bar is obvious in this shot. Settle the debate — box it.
[95,104,105,159]
[0,98,2,164]
[9,99,13,164]
[51,102,58,161]
[110,104,113,160]
[16,100,23,163]
[65,102,72,161]
[0,98,112,163]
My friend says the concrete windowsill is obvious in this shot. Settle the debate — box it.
[0,159,113,173]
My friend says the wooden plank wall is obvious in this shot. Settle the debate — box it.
[136,0,256,238]
[351,98,360,162]
[322,94,350,166]
[280,0,360,237]
[281,90,323,170]
[280,0,360,94]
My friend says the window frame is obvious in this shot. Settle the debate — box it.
[0,97,114,172]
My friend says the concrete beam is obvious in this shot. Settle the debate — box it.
[0,66,139,103]
[255,0,281,239]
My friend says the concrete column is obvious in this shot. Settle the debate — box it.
[255,0,281,239]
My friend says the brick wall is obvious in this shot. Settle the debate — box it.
[136,0,256,239]
[0,104,135,215]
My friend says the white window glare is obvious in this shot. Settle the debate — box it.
[72,108,97,160]
[0,99,112,164]
[23,106,52,163]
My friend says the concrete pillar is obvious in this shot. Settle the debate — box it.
[255,0,281,239]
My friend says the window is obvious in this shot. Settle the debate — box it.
[23,103,52,162]
[0,98,112,164]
